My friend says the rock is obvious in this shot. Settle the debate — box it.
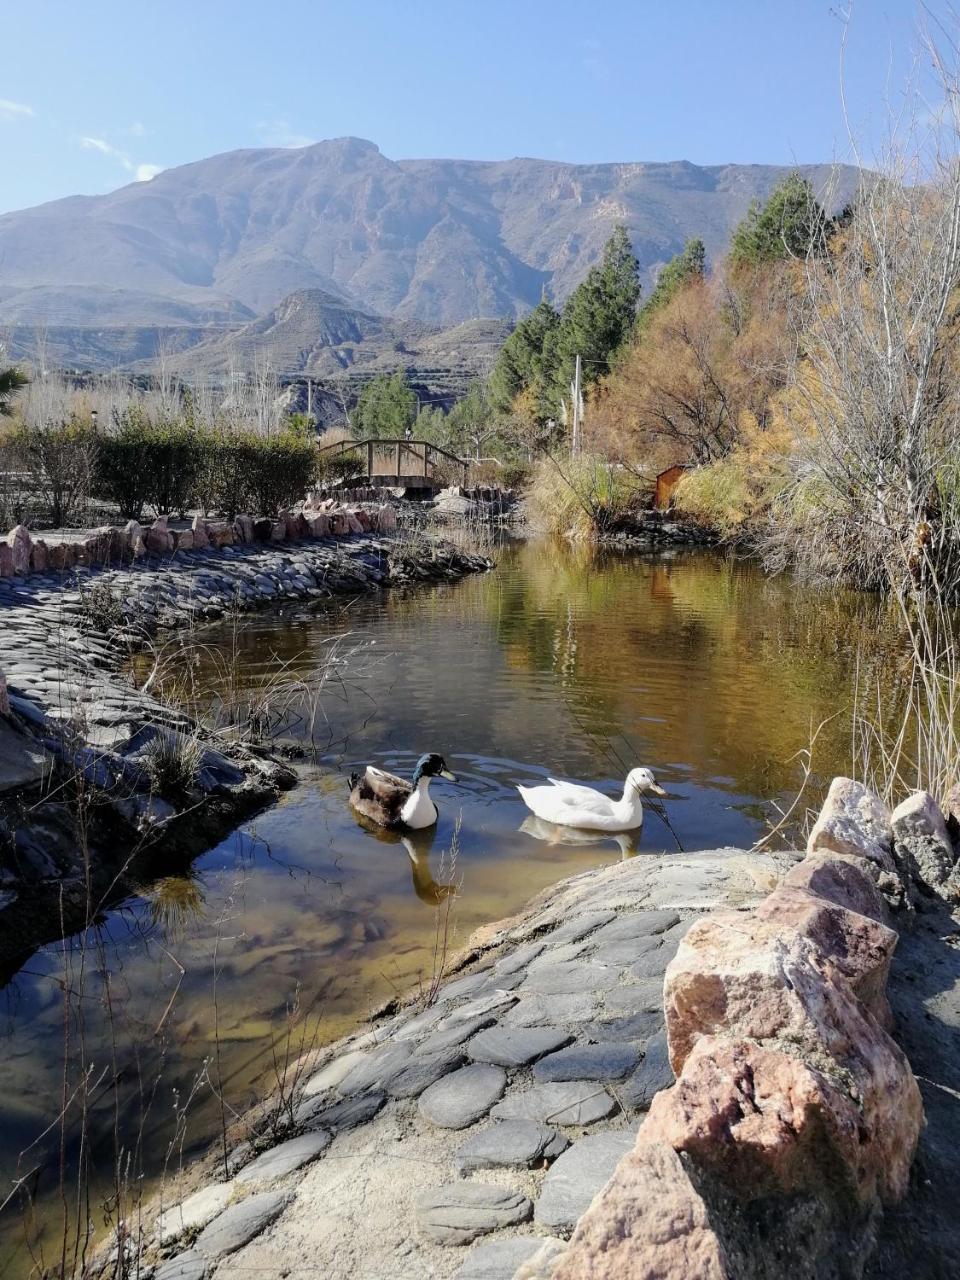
[454,1237,550,1280]
[355,508,372,531]
[0,670,8,717]
[157,1183,233,1244]
[619,1031,674,1110]
[145,516,173,555]
[307,513,330,538]
[501,991,599,1028]
[533,1042,640,1083]
[0,544,14,577]
[191,516,210,550]
[8,525,32,574]
[466,1026,572,1067]
[47,541,76,570]
[892,790,957,892]
[492,1081,617,1127]
[521,961,619,996]
[329,512,349,536]
[124,520,146,558]
[0,720,53,793]
[337,1041,413,1095]
[415,1184,532,1246]
[30,539,47,572]
[387,1047,467,1098]
[418,1064,507,1129]
[295,1090,385,1132]
[534,1131,637,1231]
[154,1249,208,1280]
[588,910,681,946]
[552,1140,730,1280]
[783,851,887,923]
[807,776,895,872]
[454,1120,565,1173]
[234,514,254,543]
[253,517,273,542]
[194,1190,290,1258]
[583,1009,663,1042]
[513,1238,569,1280]
[544,910,617,945]
[173,529,194,552]
[302,1048,369,1097]
[493,941,546,976]
[206,521,235,549]
[232,1130,332,1185]
[376,504,397,532]
[419,1013,497,1055]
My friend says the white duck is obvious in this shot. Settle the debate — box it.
[517,767,666,833]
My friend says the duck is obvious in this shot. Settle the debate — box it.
[348,753,457,830]
[517,767,666,833]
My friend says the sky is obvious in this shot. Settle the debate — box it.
[0,0,951,214]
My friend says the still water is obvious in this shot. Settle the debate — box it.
[0,540,904,1275]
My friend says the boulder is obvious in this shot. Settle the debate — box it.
[7,525,32,574]
[253,517,274,542]
[376,504,397,532]
[172,529,194,552]
[0,543,12,577]
[234,513,254,543]
[344,510,363,534]
[145,517,173,555]
[0,670,8,717]
[807,776,895,872]
[123,520,146,558]
[191,516,210,550]
[329,512,349,536]
[307,513,330,538]
[47,541,76,571]
[891,790,957,893]
[270,519,286,543]
[354,508,372,531]
[29,539,47,572]
[207,521,235,549]
[783,851,887,923]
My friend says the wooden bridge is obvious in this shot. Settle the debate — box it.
[317,436,469,491]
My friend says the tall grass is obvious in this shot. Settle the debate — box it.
[525,453,647,540]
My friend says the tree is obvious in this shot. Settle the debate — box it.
[445,383,500,460]
[352,371,417,438]
[730,173,826,269]
[637,238,705,331]
[551,223,641,402]
[0,365,28,416]
[488,299,561,421]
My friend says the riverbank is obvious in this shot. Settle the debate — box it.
[0,522,491,977]
[132,777,960,1280]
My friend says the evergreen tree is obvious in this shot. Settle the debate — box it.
[551,223,641,402]
[0,365,28,416]
[637,238,705,330]
[352,371,417,438]
[730,173,826,268]
[489,299,561,420]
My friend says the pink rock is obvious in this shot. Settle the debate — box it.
[307,513,330,538]
[173,528,194,552]
[807,777,895,872]
[355,508,372,532]
[376,504,397,532]
[783,852,887,924]
[47,542,75,571]
[29,539,47,573]
[0,544,14,577]
[270,519,286,543]
[145,516,173,555]
[82,527,113,563]
[0,670,9,717]
[279,510,299,540]
[253,518,273,542]
[553,1140,731,1280]
[191,516,210,550]
[7,525,32,575]
[345,511,363,534]
[329,512,349,536]
[207,521,235,549]
[123,520,145,559]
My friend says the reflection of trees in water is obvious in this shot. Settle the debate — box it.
[490,542,916,803]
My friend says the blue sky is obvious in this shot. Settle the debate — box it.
[0,1,944,214]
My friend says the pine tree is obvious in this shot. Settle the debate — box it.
[489,299,561,420]
[0,365,28,416]
[730,173,826,268]
[352,371,417,438]
[637,238,706,331]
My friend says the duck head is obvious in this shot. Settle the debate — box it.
[626,767,667,798]
[413,753,457,783]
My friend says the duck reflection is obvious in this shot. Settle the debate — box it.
[519,814,641,859]
[351,813,458,905]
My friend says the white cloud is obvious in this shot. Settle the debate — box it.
[126,121,147,137]
[256,118,315,149]
[81,135,127,162]
[0,98,35,121]
[135,163,163,182]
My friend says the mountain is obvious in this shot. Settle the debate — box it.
[0,139,859,362]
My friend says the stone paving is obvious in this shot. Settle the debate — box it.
[143,847,793,1280]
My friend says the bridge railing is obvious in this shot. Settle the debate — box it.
[316,437,468,487]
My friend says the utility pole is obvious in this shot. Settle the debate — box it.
[571,353,582,458]
[306,378,313,420]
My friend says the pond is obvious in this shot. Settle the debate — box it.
[0,539,905,1276]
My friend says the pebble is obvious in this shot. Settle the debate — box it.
[500,992,599,1028]
[154,1249,207,1280]
[415,1184,532,1245]
[533,1042,641,1083]
[454,1237,551,1280]
[491,1081,618,1127]
[453,1120,566,1173]
[534,1132,637,1230]
[387,1047,468,1098]
[302,1049,370,1097]
[466,1025,572,1067]
[418,1064,507,1129]
[520,962,620,996]
[157,1184,233,1244]
[295,1090,385,1132]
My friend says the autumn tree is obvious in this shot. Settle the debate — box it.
[637,238,706,330]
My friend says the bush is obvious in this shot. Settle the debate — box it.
[526,454,645,539]
[95,406,163,520]
[11,415,99,527]
[245,433,318,514]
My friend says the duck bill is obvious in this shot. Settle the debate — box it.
[648,783,667,798]
[440,769,458,782]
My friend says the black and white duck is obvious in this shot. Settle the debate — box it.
[348,753,457,830]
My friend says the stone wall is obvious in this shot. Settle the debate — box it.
[549,777,944,1280]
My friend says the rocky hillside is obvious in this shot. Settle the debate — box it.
[0,138,859,348]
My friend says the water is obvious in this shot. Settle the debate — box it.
[0,540,904,1276]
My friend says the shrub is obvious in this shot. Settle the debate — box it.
[12,415,99,527]
[140,731,203,798]
[245,432,318,515]
[94,406,161,520]
[526,454,645,539]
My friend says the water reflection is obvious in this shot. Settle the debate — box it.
[350,814,457,906]
[519,814,641,859]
